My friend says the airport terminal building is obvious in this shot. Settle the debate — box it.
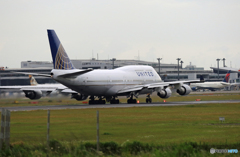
[1,59,239,90]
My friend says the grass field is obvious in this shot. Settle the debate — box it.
[0,93,239,156]
[9,102,240,145]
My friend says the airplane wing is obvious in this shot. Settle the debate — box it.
[0,86,24,89]
[61,89,78,94]
[146,80,201,88]
[0,85,77,95]
[20,87,59,92]
[117,80,200,94]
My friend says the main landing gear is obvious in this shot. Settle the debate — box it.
[146,94,152,103]
[88,96,120,104]
[127,93,137,104]
[89,96,106,104]
[110,97,119,104]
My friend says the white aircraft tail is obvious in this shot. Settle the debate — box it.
[29,75,38,86]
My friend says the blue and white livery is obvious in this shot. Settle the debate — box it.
[47,30,200,104]
[48,30,75,70]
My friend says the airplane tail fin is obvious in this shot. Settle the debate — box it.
[222,70,231,83]
[29,75,38,86]
[47,30,75,70]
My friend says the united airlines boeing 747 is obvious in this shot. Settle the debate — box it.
[10,30,200,104]
[41,30,200,104]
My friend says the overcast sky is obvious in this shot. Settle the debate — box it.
[0,0,240,70]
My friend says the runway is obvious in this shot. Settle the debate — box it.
[4,100,240,111]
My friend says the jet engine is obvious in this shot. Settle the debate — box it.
[71,93,88,101]
[24,90,42,100]
[157,87,172,98]
[176,84,191,96]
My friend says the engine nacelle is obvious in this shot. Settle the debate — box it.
[176,84,192,96]
[157,87,172,98]
[71,93,88,101]
[24,90,42,100]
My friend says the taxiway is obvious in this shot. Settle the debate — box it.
[3,100,240,111]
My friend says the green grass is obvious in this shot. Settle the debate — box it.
[9,103,240,145]
[0,96,80,107]
[0,140,239,157]
[0,94,240,156]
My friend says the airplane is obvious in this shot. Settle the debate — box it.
[13,30,201,104]
[190,71,231,91]
[42,29,203,104]
[0,75,83,100]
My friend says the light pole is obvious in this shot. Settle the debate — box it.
[180,60,184,69]
[222,58,226,67]
[177,58,181,80]
[157,58,162,75]
[216,58,220,79]
[110,58,116,69]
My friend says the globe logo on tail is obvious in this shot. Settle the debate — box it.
[55,44,75,70]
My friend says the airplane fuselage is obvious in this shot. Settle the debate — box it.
[190,82,230,90]
[52,65,162,96]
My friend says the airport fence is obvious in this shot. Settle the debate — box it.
[0,109,100,152]
[0,108,10,149]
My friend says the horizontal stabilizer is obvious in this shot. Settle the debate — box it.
[58,69,93,78]
[12,72,51,77]
[220,82,230,86]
